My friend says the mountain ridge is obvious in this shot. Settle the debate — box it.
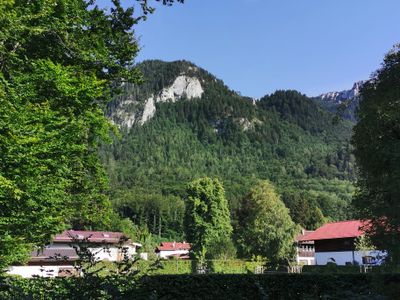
[319,81,364,104]
[108,59,363,128]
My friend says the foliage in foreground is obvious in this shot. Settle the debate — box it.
[1,273,400,299]
[0,0,183,271]
[352,44,400,264]
[0,0,138,270]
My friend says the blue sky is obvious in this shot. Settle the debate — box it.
[113,0,399,98]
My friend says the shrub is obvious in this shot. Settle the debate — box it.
[302,264,361,274]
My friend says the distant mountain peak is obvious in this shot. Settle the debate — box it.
[319,81,366,104]
[315,80,367,122]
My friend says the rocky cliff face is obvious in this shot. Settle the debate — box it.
[109,74,204,128]
[319,81,365,104]
[316,81,366,122]
[140,75,203,124]
[156,75,203,103]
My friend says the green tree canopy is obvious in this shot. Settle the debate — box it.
[0,0,162,270]
[184,177,233,262]
[352,44,400,263]
[281,190,326,230]
[237,180,299,268]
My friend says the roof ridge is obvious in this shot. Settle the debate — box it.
[323,219,361,225]
[65,230,123,233]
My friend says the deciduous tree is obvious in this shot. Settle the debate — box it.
[352,45,400,263]
[237,180,299,268]
[184,177,233,262]
[0,0,182,270]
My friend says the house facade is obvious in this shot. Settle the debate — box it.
[155,242,191,259]
[7,230,142,278]
[295,230,315,265]
[298,220,386,266]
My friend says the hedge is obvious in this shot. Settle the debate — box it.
[146,259,260,275]
[302,264,361,274]
[86,259,262,276]
[1,273,400,299]
[303,264,400,274]
[142,274,400,299]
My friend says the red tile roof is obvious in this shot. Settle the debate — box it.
[295,230,315,244]
[54,230,134,245]
[298,220,366,242]
[156,242,191,252]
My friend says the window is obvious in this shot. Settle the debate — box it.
[362,256,375,265]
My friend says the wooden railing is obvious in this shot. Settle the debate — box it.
[297,250,315,258]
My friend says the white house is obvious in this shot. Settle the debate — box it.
[298,220,386,266]
[7,230,142,278]
[295,230,315,265]
[155,242,191,259]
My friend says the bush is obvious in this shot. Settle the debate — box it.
[143,274,400,299]
[302,264,361,274]
[0,276,143,300]
[2,273,400,299]
[141,259,261,275]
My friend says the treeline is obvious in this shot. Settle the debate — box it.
[108,177,350,259]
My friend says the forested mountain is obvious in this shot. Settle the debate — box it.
[101,60,356,241]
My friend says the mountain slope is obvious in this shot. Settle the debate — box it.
[101,60,356,239]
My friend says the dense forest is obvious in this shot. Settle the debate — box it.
[101,60,356,243]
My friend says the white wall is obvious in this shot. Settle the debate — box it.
[296,256,315,266]
[158,249,189,259]
[316,250,386,265]
[8,244,140,278]
[140,252,148,260]
[7,266,73,278]
[80,245,138,261]
[44,244,138,262]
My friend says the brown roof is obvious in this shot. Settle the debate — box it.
[54,230,130,244]
[30,248,79,262]
[156,242,191,252]
[19,230,142,264]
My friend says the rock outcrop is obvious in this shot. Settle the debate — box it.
[319,81,365,104]
[109,75,204,128]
